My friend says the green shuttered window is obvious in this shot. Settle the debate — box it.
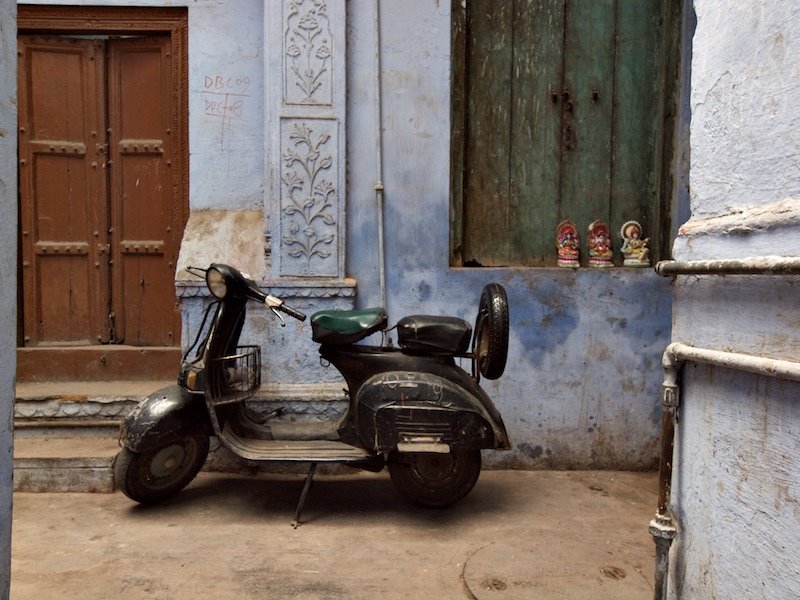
[451,0,680,267]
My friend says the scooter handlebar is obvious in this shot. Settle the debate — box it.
[265,294,307,322]
[277,303,307,322]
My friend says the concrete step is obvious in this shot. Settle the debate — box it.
[13,381,165,492]
[15,379,170,431]
[13,380,350,492]
[13,437,119,493]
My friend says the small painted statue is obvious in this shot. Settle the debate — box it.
[620,220,650,267]
[587,219,613,267]
[556,220,580,268]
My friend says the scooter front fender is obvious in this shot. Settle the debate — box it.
[120,384,212,453]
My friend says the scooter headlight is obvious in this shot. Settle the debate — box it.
[206,267,228,299]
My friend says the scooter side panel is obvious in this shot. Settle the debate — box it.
[321,345,509,441]
[355,371,506,452]
[321,345,510,450]
[120,384,213,452]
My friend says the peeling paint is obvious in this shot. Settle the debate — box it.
[176,210,267,281]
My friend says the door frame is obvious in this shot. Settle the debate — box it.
[17,5,189,347]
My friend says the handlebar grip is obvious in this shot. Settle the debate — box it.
[278,303,307,322]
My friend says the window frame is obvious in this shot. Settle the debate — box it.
[449,0,685,268]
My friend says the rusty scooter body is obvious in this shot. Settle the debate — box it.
[115,263,510,520]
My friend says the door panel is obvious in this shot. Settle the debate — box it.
[462,0,514,266]
[610,0,664,243]
[560,0,616,231]
[18,37,109,345]
[509,0,565,266]
[108,36,178,346]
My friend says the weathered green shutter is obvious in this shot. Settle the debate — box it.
[452,0,678,267]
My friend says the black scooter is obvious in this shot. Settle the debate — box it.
[115,264,510,521]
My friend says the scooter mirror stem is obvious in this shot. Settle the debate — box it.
[184,265,207,279]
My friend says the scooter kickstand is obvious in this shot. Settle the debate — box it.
[291,463,317,528]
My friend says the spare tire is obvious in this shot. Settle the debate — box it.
[474,283,509,380]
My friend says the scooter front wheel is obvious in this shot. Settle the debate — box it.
[114,435,210,504]
[388,448,481,508]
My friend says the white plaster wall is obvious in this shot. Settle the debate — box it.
[670,1,800,597]
[0,1,16,594]
[675,0,800,260]
[670,365,800,599]
[690,1,800,218]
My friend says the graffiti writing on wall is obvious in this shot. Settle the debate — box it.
[201,74,250,152]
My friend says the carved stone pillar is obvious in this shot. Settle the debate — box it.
[266,0,346,279]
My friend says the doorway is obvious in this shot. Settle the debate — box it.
[17,6,188,379]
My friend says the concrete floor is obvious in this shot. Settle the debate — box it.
[11,469,657,599]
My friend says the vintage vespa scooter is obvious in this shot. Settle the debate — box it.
[115,263,510,519]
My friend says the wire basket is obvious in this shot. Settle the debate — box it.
[206,345,261,405]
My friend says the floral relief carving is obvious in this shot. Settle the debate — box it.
[284,0,332,104]
[281,122,337,270]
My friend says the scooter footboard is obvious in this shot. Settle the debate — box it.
[355,372,500,453]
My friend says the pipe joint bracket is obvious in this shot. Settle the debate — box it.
[662,383,680,409]
[649,516,677,540]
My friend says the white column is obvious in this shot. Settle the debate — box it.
[266,0,346,279]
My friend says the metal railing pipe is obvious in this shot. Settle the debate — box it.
[665,343,800,383]
[656,257,800,276]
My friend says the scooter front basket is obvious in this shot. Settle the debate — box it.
[206,345,262,405]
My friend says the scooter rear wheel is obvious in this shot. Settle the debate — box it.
[114,435,209,504]
[388,448,481,508]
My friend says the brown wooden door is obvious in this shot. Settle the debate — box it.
[108,36,178,346]
[18,37,110,345]
[18,35,180,347]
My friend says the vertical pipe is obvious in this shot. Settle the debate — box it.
[373,0,387,311]
[656,369,678,519]
[650,356,679,600]
[652,536,673,600]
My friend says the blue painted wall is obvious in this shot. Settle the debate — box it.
[343,1,675,468]
[22,0,677,470]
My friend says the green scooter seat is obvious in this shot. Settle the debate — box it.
[311,308,388,345]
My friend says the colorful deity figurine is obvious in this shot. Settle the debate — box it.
[587,220,613,267]
[556,220,580,268]
[620,220,650,267]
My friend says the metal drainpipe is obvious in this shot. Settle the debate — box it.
[650,351,679,600]
[373,0,387,312]
[652,258,800,600]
